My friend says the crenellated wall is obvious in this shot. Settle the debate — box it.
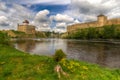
[106,18,120,25]
[67,15,120,32]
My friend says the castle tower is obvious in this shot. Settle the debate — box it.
[17,20,36,34]
[97,14,107,26]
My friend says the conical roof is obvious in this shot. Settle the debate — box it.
[97,14,105,17]
[23,20,29,24]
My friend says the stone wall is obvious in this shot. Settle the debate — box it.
[67,15,120,32]
[106,18,120,25]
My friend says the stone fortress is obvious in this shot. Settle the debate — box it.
[67,14,120,32]
[17,20,36,34]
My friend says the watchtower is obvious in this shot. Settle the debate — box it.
[17,20,36,34]
[97,14,107,26]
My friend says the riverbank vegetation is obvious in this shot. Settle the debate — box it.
[0,31,10,45]
[0,44,120,80]
[1,30,60,38]
[62,25,120,39]
[0,30,120,80]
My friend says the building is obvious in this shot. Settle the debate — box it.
[67,14,120,32]
[17,20,36,34]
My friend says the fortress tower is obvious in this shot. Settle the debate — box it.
[97,14,107,26]
[17,20,36,34]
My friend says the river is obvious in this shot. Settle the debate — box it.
[14,38,120,68]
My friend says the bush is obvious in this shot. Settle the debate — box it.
[0,31,10,45]
[53,49,66,62]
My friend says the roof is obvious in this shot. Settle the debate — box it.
[97,14,105,17]
[23,20,29,24]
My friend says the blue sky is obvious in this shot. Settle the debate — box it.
[0,0,120,32]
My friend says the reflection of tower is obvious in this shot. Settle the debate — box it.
[16,40,36,52]
[97,14,107,26]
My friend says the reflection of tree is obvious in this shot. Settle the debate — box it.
[96,44,107,66]
[16,40,36,52]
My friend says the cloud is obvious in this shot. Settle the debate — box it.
[33,10,76,32]
[33,10,51,31]
[24,0,71,5]
[67,0,120,22]
[0,2,34,30]
[0,16,9,27]
[56,23,66,28]
[51,14,78,33]
[1,0,71,5]
[0,2,7,11]
[51,14,74,23]
[34,10,50,23]
[54,22,67,33]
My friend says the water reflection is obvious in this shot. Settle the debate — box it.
[66,41,120,68]
[15,40,36,53]
[14,39,120,68]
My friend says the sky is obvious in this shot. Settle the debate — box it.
[0,0,120,33]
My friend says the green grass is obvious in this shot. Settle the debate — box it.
[0,44,120,80]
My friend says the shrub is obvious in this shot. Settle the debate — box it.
[53,49,66,62]
[0,31,10,45]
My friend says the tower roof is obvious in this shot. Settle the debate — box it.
[97,14,105,17]
[23,20,29,24]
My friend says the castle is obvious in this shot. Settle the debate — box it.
[17,20,36,34]
[67,14,120,32]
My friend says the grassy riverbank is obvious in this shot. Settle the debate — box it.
[0,44,120,80]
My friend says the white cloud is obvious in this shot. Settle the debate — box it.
[56,23,66,28]
[25,0,71,5]
[37,27,52,32]
[67,0,120,22]
[54,28,67,33]
[1,0,71,5]
[0,2,34,30]
[0,16,10,27]
[51,14,74,23]
[74,19,80,23]
[34,10,50,23]
[54,22,67,33]
[33,10,51,31]
[0,2,7,11]
[50,13,81,33]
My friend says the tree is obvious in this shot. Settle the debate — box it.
[0,31,10,45]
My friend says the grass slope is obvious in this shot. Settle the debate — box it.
[0,44,120,80]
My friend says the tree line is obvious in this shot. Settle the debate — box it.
[64,25,120,39]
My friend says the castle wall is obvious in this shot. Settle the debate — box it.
[67,21,100,32]
[106,18,120,25]
[67,16,120,32]
[18,25,27,32]
[26,25,36,34]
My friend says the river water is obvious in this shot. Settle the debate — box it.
[14,38,120,68]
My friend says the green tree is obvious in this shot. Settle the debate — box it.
[0,31,10,45]
[103,25,116,39]
[86,27,98,39]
